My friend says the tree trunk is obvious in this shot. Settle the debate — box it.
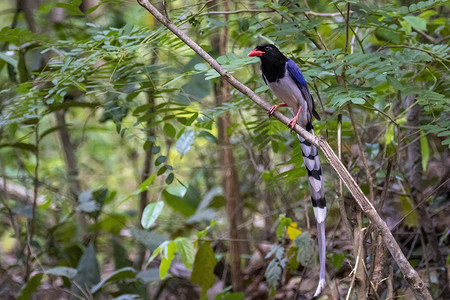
[406,95,448,298]
[135,76,156,270]
[55,110,87,239]
[208,0,249,291]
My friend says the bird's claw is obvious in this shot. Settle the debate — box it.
[287,117,298,132]
[268,105,278,118]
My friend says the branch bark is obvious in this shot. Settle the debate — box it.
[136,1,432,298]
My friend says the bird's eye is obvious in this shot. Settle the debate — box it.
[265,46,271,51]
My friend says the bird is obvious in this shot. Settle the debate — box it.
[248,44,326,297]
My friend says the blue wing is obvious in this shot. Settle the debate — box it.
[286,59,320,121]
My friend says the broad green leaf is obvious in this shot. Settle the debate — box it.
[17,273,43,300]
[162,186,199,217]
[159,241,176,279]
[141,201,164,229]
[91,267,136,294]
[164,123,177,138]
[174,237,195,269]
[400,195,419,228]
[0,52,17,67]
[71,243,100,296]
[191,242,217,295]
[404,16,427,31]
[332,252,345,269]
[195,63,208,71]
[43,267,77,279]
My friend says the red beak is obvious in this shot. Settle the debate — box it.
[248,49,264,57]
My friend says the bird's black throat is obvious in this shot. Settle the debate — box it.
[260,58,287,83]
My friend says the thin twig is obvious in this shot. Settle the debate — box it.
[346,227,365,300]
[348,104,374,203]
[198,9,273,16]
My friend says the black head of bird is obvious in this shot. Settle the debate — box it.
[248,44,288,65]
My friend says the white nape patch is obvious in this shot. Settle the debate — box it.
[313,207,327,224]
[313,278,327,297]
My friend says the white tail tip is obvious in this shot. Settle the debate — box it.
[313,278,326,297]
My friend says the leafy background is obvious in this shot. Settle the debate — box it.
[0,0,449,299]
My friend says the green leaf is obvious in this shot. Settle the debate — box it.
[197,220,217,240]
[55,0,84,16]
[43,267,77,279]
[191,242,217,295]
[420,133,429,171]
[195,63,208,71]
[276,215,292,239]
[17,273,43,300]
[141,201,164,229]
[387,76,404,91]
[265,258,282,289]
[174,237,195,269]
[162,186,199,217]
[400,195,419,228]
[91,267,136,294]
[294,232,314,268]
[120,175,156,203]
[165,173,174,184]
[332,252,345,269]
[176,130,195,155]
[71,243,100,296]
[0,52,17,67]
[159,241,176,279]
[404,16,427,31]
[164,123,177,138]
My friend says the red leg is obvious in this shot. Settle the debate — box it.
[287,106,302,132]
[268,104,287,117]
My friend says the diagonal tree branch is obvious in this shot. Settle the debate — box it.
[136,1,432,299]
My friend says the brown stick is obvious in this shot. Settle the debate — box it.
[136,1,432,298]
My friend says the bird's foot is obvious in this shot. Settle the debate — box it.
[268,104,287,118]
[268,105,279,117]
[287,116,298,132]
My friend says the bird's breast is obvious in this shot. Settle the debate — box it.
[267,71,305,109]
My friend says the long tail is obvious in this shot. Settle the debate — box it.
[297,129,326,297]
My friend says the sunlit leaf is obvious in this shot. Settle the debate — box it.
[141,201,165,229]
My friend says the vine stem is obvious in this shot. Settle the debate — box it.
[136,1,432,299]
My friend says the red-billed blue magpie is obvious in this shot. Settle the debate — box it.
[249,44,326,296]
